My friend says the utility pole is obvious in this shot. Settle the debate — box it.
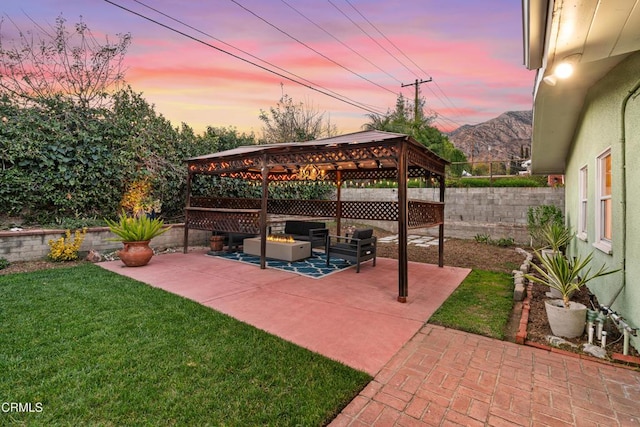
[401,78,432,122]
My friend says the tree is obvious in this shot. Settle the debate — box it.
[259,92,337,143]
[362,93,467,173]
[197,126,256,154]
[0,15,131,108]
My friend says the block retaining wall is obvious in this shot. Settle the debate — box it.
[0,224,210,262]
[338,187,565,243]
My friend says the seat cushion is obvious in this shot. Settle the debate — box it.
[284,221,326,236]
[351,229,373,240]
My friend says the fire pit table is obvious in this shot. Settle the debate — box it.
[243,235,312,262]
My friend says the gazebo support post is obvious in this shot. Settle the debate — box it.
[335,170,342,236]
[183,172,192,254]
[397,142,408,303]
[259,157,269,269]
[438,174,445,267]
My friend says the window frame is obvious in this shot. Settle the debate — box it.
[594,148,612,254]
[578,165,588,241]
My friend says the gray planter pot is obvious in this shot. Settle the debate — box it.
[545,299,587,338]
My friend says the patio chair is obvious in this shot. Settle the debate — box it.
[325,228,377,273]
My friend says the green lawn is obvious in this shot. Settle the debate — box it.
[0,265,371,426]
[429,270,514,339]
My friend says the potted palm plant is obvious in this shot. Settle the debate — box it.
[105,213,170,267]
[541,222,574,257]
[540,222,575,298]
[525,251,619,338]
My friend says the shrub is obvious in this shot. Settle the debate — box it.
[446,176,547,188]
[0,257,9,270]
[474,234,515,247]
[48,228,87,261]
[493,237,515,247]
[527,205,564,248]
[474,233,490,244]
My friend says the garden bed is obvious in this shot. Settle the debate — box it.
[521,280,640,366]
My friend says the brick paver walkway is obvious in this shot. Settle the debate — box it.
[331,325,640,426]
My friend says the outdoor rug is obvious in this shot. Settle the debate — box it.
[207,250,354,279]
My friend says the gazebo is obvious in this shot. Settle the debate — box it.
[183,130,448,302]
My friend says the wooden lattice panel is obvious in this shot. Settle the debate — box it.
[408,145,446,175]
[190,197,261,210]
[408,201,444,228]
[188,156,263,175]
[185,208,260,233]
[408,167,430,178]
[340,168,398,180]
[187,197,443,229]
[341,201,399,221]
[267,199,337,217]
[268,144,398,168]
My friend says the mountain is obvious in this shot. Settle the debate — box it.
[447,111,532,162]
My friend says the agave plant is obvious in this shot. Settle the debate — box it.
[105,212,170,242]
[541,222,574,253]
[525,251,619,307]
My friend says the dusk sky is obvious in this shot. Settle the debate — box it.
[2,1,535,136]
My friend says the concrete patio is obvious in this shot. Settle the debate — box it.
[99,248,470,375]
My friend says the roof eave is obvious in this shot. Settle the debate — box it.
[522,0,549,70]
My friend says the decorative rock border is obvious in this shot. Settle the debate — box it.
[512,247,533,345]
[512,247,532,302]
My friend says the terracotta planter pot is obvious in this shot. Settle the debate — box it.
[118,241,153,267]
[545,299,587,338]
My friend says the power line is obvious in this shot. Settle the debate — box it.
[103,0,388,115]
[278,0,402,85]
[130,0,385,115]
[229,0,397,95]
[344,0,429,78]
[430,81,467,119]
[106,1,472,130]
[338,1,468,126]
[328,0,471,127]
[327,0,418,80]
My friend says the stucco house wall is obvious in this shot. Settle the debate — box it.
[564,52,640,352]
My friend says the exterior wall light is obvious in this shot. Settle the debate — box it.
[553,53,582,79]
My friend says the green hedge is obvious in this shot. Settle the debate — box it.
[446,176,548,188]
[0,90,333,227]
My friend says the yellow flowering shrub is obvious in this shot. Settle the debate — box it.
[120,178,151,214]
[48,228,88,261]
[120,177,161,216]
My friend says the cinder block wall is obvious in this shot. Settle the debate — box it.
[338,187,565,243]
[0,224,210,262]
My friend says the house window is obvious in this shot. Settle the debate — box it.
[578,165,587,240]
[595,149,612,253]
